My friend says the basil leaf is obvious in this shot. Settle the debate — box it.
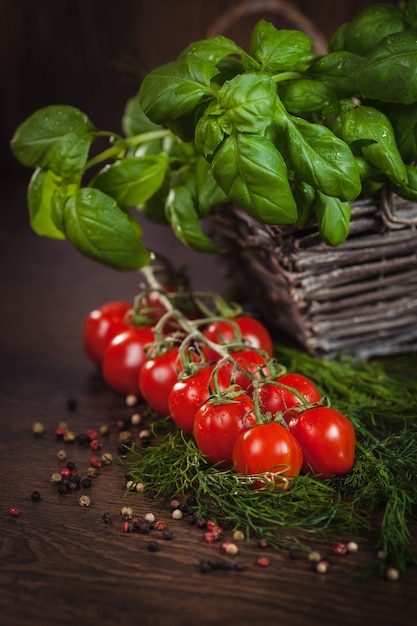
[390,163,417,201]
[63,188,151,270]
[315,191,351,247]
[27,169,66,239]
[284,116,362,201]
[291,179,316,228]
[138,58,219,124]
[250,21,313,72]
[357,31,417,105]
[165,185,219,252]
[308,51,363,98]
[328,4,405,56]
[337,105,407,184]
[195,156,227,215]
[179,35,243,63]
[10,105,95,178]
[91,155,168,208]
[195,102,225,157]
[279,78,336,115]
[216,72,276,134]
[212,134,297,224]
[383,102,417,163]
[122,95,162,137]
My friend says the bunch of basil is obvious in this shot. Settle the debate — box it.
[10,1,417,270]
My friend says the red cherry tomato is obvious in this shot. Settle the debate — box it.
[288,406,356,478]
[83,301,132,367]
[256,373,321,424]
[193,392,257,468]
[232,422,303,489]
[202,316,273,362]
[218,348,270,391]
[168,365,231,435]
[139,347,180,416]
[102,325,155,396]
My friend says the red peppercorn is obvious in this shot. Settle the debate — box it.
[257,557,270,567]
[59,468,72,479]
[55,427,68,438]
[89,456,101,469]
[8,507,20,517]
[89,439,103,451]
[121,520,131,533]
[332,542,348,556]
[154,520,167,531]
[85,428,99,441]
[204,531,216,544]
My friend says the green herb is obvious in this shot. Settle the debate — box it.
[125,346,417,578]
[10,2,417,270]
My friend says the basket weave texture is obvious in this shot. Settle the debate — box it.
[211,193,417,359]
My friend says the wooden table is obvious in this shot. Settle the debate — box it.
[1,179,416,626]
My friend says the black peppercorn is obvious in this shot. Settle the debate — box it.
[81,478,92,489]
[147,540,159,552]
[30,491,41,502]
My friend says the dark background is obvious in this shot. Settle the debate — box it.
[2,0,398,181]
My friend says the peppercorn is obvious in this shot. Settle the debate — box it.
[257,538,268,549]
[171,509,183,520]
[162,528,173,540]
[57,481,69,494]
[76,432,89,445]
[102,512,113,523]
[257,557,270,567]
[347,541,359,553]
[234,562,245,572]
[79,495,91,507]
[56,449,67,461]
[50,472,62,485]
[86,429,99,441]
[63,431,76,443]
[200,558,211,573]
[144,512,155,523]
[154,520,167,531]
[87,467,98,478]
[81,478,92,489]
[386,567,400,582]
[332,542,348,556]
[59,467,71,480]
[147,540,159,552]
[99,424,109,437]
[232,530,245,542]
[130,413,142,426]
[315,560,329,574]
[125,394,138,407]
[101,452,113,465]
[66,461,76,471]
[8,507,20,517]
[118,430,132,443]
[30,491,41,502]
[32,421,45,435]
[89,456,101,469]
[121,506,134,520]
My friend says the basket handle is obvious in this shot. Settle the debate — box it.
[206,0,328,54]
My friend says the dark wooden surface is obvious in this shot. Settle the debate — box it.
[2,2,417,624]
[1,182,417,626]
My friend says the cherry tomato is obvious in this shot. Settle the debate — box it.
[139,347,180,416]
[83,301,132,367]
[202,316,273,361]
[288,406,356,478]
[232,422,303,489]
[168,365,230,435]
[193,392,257,468]
[218,348,270,391]
[256,373,321,424]
[102,325,155,396]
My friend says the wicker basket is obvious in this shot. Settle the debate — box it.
[206,0,417,359]
[211,192,417,359]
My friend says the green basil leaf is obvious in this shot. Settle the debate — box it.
[10,105,95,177]
[27,169,66,239]
[315,191,351,247]
[357,31,417,104]
[389,163,417,201]
[179,35,243,63]
[328,5,405,56]
[212,134,297,224]
[403,0,417,28]
[284,116,362,201]
[91,155,168,208]
[63,188,151,270]
[216,72,276,134]
[337,105,407,184]
[165,185,219,252]
[250,21,313,72]
[308,51,363,98]
[279,78,336,115]
[195,104,225,157]
[195,156,227,215]
[382,102,417,163]
[141,174,170,223]
[122,95,162,137]
[291,179,316,228]
[138,58,218,124]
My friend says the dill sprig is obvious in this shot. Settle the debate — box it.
[126,427,367,549]
[125,347,417,578]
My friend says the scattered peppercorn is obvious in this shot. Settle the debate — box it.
[172,509,183,520]
[89,456,101,469]
[147,540,159,552]
[66,461,76,471]
[8,507,20,517]
[102,512,113,523]
[347,541,359,553]
[125,394,138,407]
[50,472,62,484]
[131,413,142,426]
[30,491,41,502]
[87,467,98,478]
[332,542,348,556]
[257,557,270,567]
[386,567,400,582]
[63,431,76,443]
[79,495,91,507]
[56,449,67,461]
[32,421,45,435]
[81,478,92,489]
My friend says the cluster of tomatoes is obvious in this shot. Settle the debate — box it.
[83,284,356,488]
